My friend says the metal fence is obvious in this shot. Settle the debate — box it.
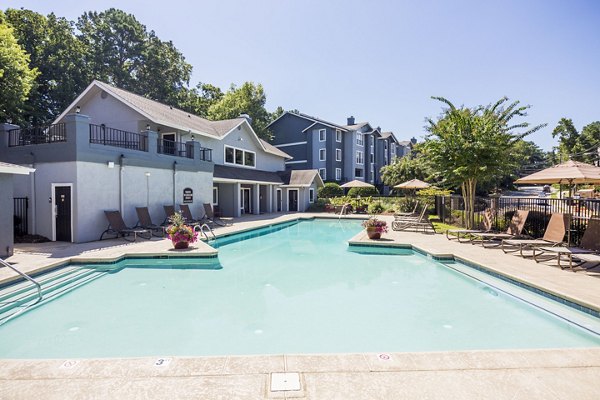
[435,195,600,246]
[13,197,28,236]
[89,124,148,151]
[8,124,66,146]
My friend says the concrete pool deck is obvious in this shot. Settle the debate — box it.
[2,212,600,399]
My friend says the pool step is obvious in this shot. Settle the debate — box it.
[0,267,107,324]
[0,265,97,304]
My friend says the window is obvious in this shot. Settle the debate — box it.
[212,187,219,205]
[235,148,244,165]
[356,151,364,164]
[319,168,326,180]
[244,151,255,167]
[335,168,342,181]
[336,130,342,142]
[369,153,374,163]
[319,148,326,161]
[336,148,342,161]
[224,145,256,168]
[319,129,326,142]
[356,133,363,146]
[309,188,315,203]
[225,147,234,163]
[354,168,363,178]
[370,141,374,153]
[370,169,375,182]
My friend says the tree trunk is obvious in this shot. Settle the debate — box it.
[463,179,477,229]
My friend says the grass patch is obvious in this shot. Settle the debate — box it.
[428,215,463,236]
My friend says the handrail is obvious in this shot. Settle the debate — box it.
[339,203,350,219]
[196,223,216,241]
[0,258,42,306]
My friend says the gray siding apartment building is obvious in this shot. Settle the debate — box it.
[268,111,414,192]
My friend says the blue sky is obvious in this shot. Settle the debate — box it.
[4,0,600,150]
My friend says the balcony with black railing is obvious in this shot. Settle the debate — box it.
[157,138,212,161]
[8,124,66,147]
[89,124,148,152]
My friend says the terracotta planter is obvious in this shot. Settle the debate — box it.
[366,228,381,240]
[173,240,189,249]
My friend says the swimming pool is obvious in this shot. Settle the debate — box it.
[1,219,599,358]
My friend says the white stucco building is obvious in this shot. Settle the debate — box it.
[0,81,322,243]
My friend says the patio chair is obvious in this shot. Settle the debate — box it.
[135,207,166,237]
[393,201,419,219]
[179,204,202,225]
[391,206,435,233]
[203,203,228,227]
[469,210,529,247]
[163,205,176,225]
[446,208,494,242]
[533,217,600,270]
[100,210,152,241]
[501,213,570,257]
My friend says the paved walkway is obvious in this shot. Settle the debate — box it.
[1,212,600,399]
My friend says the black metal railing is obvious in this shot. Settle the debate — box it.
[8,124,66,147]
[156,139,212,161]
[157,139,192,158]
[435,195,600,246]
[13,197,28,236]
[89,124,148,151]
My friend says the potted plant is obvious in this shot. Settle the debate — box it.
[166,212,198,249]
[362,217,388,240]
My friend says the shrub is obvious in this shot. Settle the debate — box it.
[348,186,379,197]
[368,202,385,214]
[307,198,329,212]
[318,182,344,198]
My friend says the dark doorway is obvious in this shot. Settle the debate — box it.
[288,190,298,212]
[276,189,282,212]
[242,188,251,214]
[55,186,72,241]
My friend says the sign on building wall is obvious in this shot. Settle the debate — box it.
[183,188,193,203]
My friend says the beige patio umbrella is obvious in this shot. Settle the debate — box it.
[394,179,431,189]
[340,179,375,188]
[515,160,600,197]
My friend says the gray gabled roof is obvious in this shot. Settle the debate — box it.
[268,111,349,132]
[278,169,324,187]
[342,122,370,130]
[54,80,291,159]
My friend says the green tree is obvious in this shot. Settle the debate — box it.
[578,122,600,164]
[76,8,192,105]
[5,8,88,125]
[348,186,379,197]
[0,12,38,123]
[551,118,580,162]
[422,97,545,228]
[177,83,224,117]
[380,149,429,187]
[207,82,273,139]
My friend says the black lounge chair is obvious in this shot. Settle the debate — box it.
[135,207,165,237]
[179,204,202,225]
[203,203,228,226]
[163,205,176,225]
[100,210,152,241]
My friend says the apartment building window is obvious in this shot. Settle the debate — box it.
[356,133,363,146]
[335,168,342,181]
[319,129,326,142]
[369,153,374,163]
[336,130,342,142]
[356,151,364,164]
[212,187,219,205]
[319,148,326,161]
[354,168,363,178]
[225,145,256,168]
[319,168,326,180]
[336,148,342,161]
[309,188,315,203]
[370,170,375,182]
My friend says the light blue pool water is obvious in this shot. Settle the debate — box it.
[1,219,599,358]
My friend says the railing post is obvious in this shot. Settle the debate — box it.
[147,130,158,154]
[189,141,200,161]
